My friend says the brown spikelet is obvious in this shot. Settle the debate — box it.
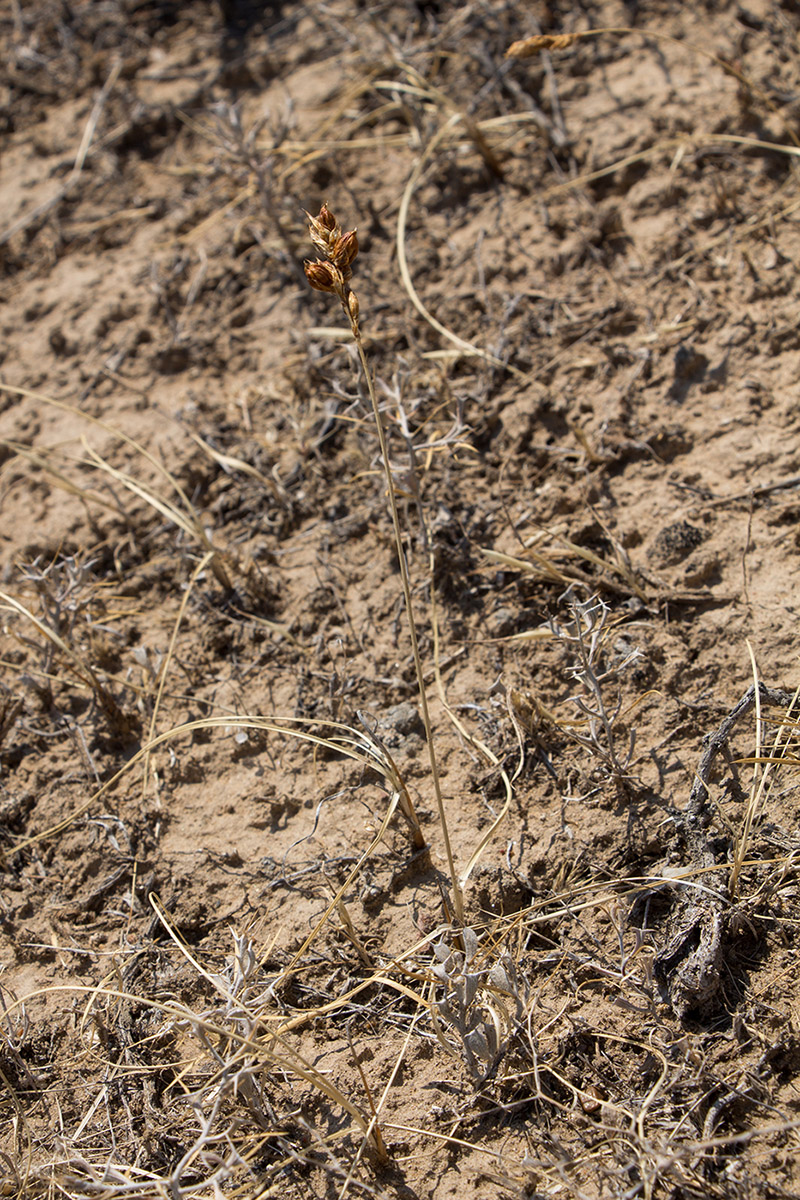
[303,204,362,336]
[331,230,359,269]
[317,203,336,232]
[347,290,360,331]
[305,206,341,256]
[505,32,580,59]
[304,259,340,294]
[304,205,359,305]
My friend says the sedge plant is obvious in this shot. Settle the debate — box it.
[303,204,463,923]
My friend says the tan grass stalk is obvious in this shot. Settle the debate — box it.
[303,203,463,922]
[81,438,232,591]
[328,883,374,969]
[338,1008,424,1192]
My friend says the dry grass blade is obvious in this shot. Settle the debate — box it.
[481,536,648,601]
[12,975,381,1181]
[392,59,504,178]
[0,439,121,515]
[140,549,215,799]
[81,438,232,591]
[277,787,401,987]
[0,382,235,588]
[0,60,121,246]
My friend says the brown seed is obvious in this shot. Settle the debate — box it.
[347,290,360,328]
[331,230,359,269]
[304,259,338,293]
[579,1084,605,1115]
[317,204,337,231]
[305,207,340,256]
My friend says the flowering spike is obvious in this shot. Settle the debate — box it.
[304,204,359,326]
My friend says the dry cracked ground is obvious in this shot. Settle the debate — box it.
[1,1,800,1197]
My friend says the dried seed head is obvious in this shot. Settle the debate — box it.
[506,32,579,58]
[304,205,360,316]
[308,226,334,256]
[331,230,359,269]
[304,259,339,294]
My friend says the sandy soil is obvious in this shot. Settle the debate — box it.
[1,1,800,1196]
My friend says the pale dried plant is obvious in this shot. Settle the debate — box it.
[208,99,302,279]
[304,203,463,922]
[430,925,527,1083]
[506,590,643,780]
[548,591,641,777]
[0,556,124,727]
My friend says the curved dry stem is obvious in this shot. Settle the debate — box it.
[9,712,419,856]
[396,116,533,382]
